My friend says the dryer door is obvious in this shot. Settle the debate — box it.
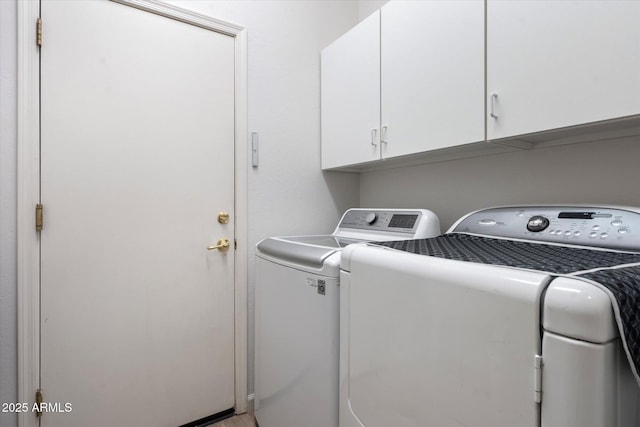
[344,246,549,427]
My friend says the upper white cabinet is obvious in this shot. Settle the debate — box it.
[487,0,640,140]
[381,0,484,159]
[322,0,640,170]
[321,1,484,170]
[321,11,380,170]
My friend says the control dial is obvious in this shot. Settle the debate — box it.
[527,215,550,232]
[365,213,378,225]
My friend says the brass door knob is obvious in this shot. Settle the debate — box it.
[207,238,230,252]
[217,212,230,224]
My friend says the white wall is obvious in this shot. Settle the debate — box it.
[0,1,18,427]
[360,136,640,230]
[0,1,361,424]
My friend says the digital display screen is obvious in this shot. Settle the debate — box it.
[558,212,595,219]
[388,214,418,229]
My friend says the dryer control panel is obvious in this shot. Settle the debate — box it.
[451,206,640,251]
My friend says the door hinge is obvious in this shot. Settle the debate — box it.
[36,18,42,47]
[534,354,543,403]
[234,239,237,250]
[35,388,44,417]
[36,204,43,231]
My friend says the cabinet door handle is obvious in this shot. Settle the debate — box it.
[371,128,378,146]
[381,125,388,144]
[490,93,499,119]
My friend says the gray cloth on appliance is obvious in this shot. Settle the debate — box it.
[373,233,640,387]
[374,233,640,273]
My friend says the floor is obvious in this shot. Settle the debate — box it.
[210,413,256,427]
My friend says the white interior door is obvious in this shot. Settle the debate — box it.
[40,1,236,426]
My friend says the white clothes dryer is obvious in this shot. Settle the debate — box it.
[340,205,640,427]
[255,208,440,427]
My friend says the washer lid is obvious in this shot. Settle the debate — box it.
[256,235,362,268]
[282,235,363,248]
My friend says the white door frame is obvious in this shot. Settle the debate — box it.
[16,1,248,425]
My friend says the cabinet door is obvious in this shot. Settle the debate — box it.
[487,0,640,140]
[321,11,380,170]
[381,0,485,159]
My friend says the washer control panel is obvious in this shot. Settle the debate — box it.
[451,206,640,251]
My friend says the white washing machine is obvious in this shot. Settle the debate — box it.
[340,205,640,427]
[254,208,441,427]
